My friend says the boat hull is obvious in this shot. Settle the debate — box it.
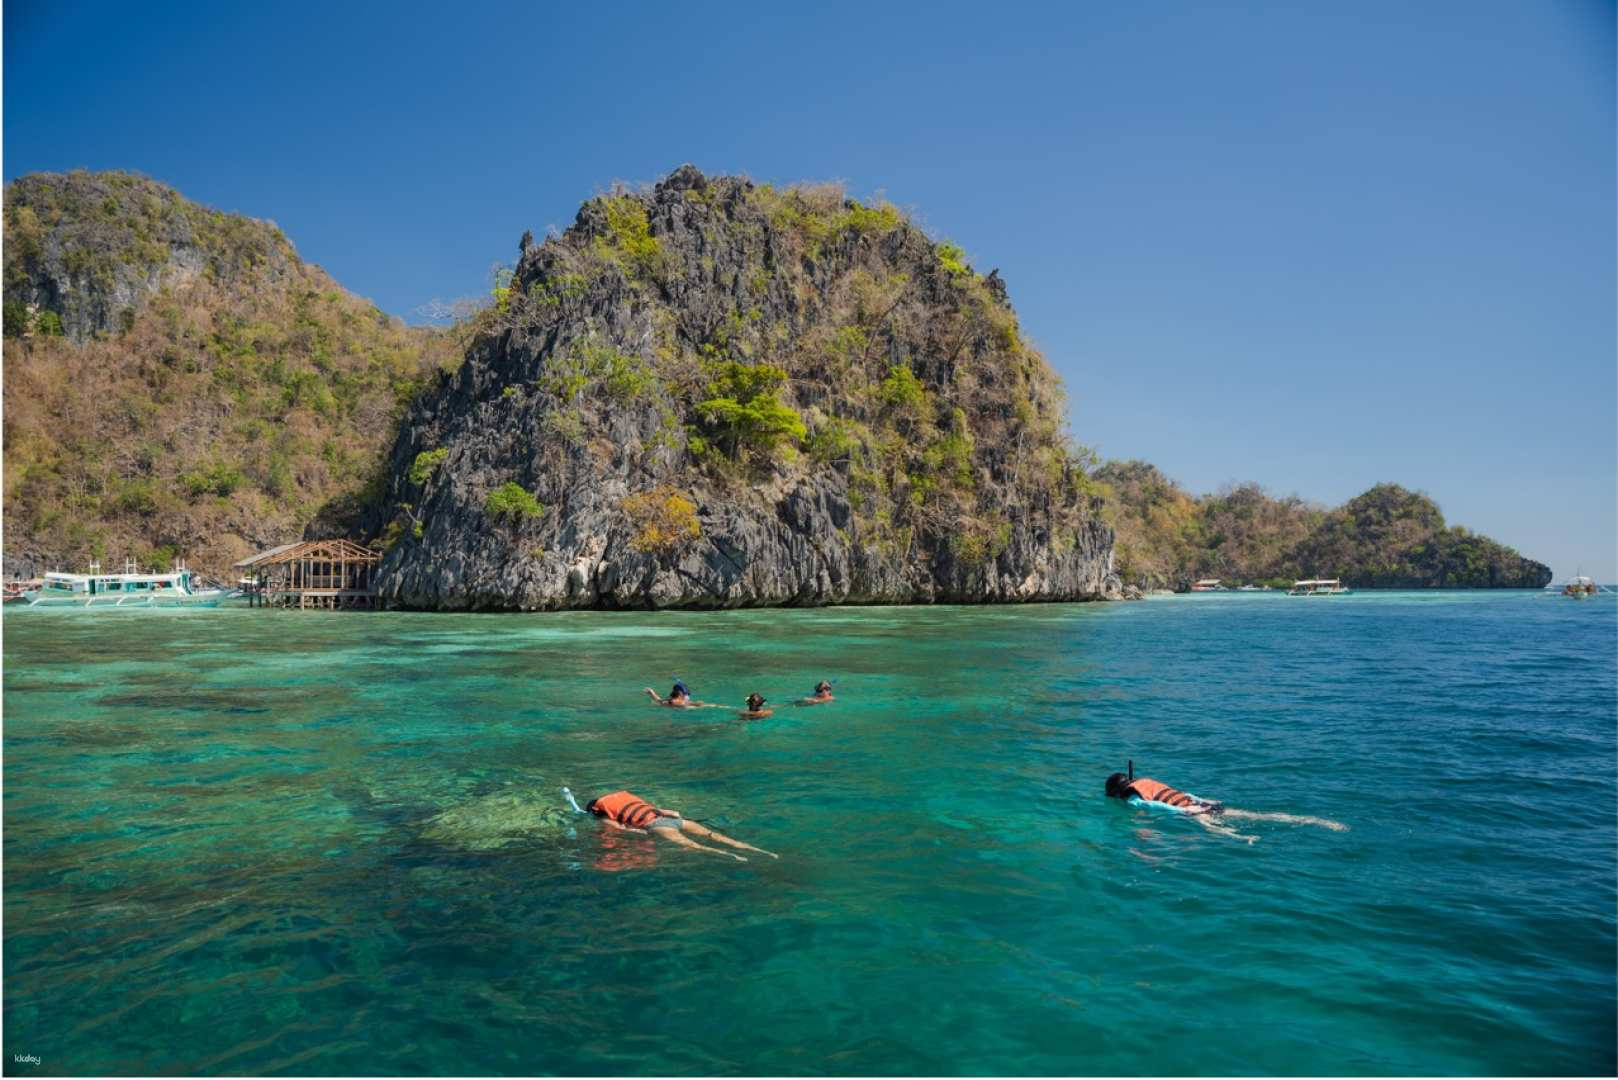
[18,591,229,610]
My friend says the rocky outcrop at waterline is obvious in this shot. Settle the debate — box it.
[366,166,1117,609]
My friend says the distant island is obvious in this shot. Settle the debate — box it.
[1095,462,1551,591]
[1,167,1551,605]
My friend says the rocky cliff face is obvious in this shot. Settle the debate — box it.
[4,171,294,342]
[369,166,1116,609]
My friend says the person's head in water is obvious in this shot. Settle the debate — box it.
[670,681,690,703]
[746,693,766,711]
[814,680,832,696]
[584,796,601,815]
[1105,772,1132,799]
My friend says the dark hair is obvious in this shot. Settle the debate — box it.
[670,682,689,698]
[585,797,601,814]
[1105,772,1131,798]
[746,693,766,710]
[815,680,832,694]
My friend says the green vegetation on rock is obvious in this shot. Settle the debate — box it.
[483,482,544,521]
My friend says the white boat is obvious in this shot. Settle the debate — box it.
[1289,578,1351,596]
[21,559,230,609]
[1189,578,1225,592]
[1557,574,1611,599]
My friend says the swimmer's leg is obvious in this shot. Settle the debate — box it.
[650,825,747,861]
[1221,808,1348,832]
[1195,815,1258,844]
[681,819,778,858]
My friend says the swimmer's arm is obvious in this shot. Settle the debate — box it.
[643,687,664,703]
[598,817,647,833]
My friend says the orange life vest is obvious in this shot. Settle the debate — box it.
[1125,778,1196,808]
[592,790,666,828]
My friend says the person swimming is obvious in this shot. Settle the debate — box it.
[1106,765,1347,842]
[1106,771,1222,814]
[643,681,723,708]
[738,692,772,720]
[796,680,834,706]
[584,790,777,861]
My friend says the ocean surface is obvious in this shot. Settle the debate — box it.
[3,591,1614,1076]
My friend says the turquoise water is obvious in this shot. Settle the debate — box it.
[4,592,1615,1075]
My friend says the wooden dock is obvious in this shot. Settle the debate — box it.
[234,539,382,610]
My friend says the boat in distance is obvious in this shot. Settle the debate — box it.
[1556,574,1611,599]
[1289,578,1351,596]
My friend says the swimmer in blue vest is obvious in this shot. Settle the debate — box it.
[643,680,723,709]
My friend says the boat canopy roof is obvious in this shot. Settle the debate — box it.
[47,569,185,582]
[1293,578,1342,585]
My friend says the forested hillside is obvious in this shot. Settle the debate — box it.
[1095,461,1551,590]
[3,171,459,574]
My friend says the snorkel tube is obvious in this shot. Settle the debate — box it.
[562,787,586,814]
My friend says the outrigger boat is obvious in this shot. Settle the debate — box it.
[1189,579,1225,592]
[1289,578,1351,596]
[1557,575,1611,599]
[20,559,230,609]
[3,579,41,604]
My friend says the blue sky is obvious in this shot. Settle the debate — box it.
[6,0,1613,579]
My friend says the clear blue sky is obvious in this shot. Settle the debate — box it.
[6,0,1613,579]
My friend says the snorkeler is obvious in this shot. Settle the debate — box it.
[1105,763,1347,842]
[643,681,722,708]
[584,790,778,861]
[738,693,773,720]
[795,680,835,706]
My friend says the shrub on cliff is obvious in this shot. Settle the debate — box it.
[691,361,805,464]
[484,482,545,521]
[620,486,702,555]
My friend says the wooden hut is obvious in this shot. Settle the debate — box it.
[234,539,382,610]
